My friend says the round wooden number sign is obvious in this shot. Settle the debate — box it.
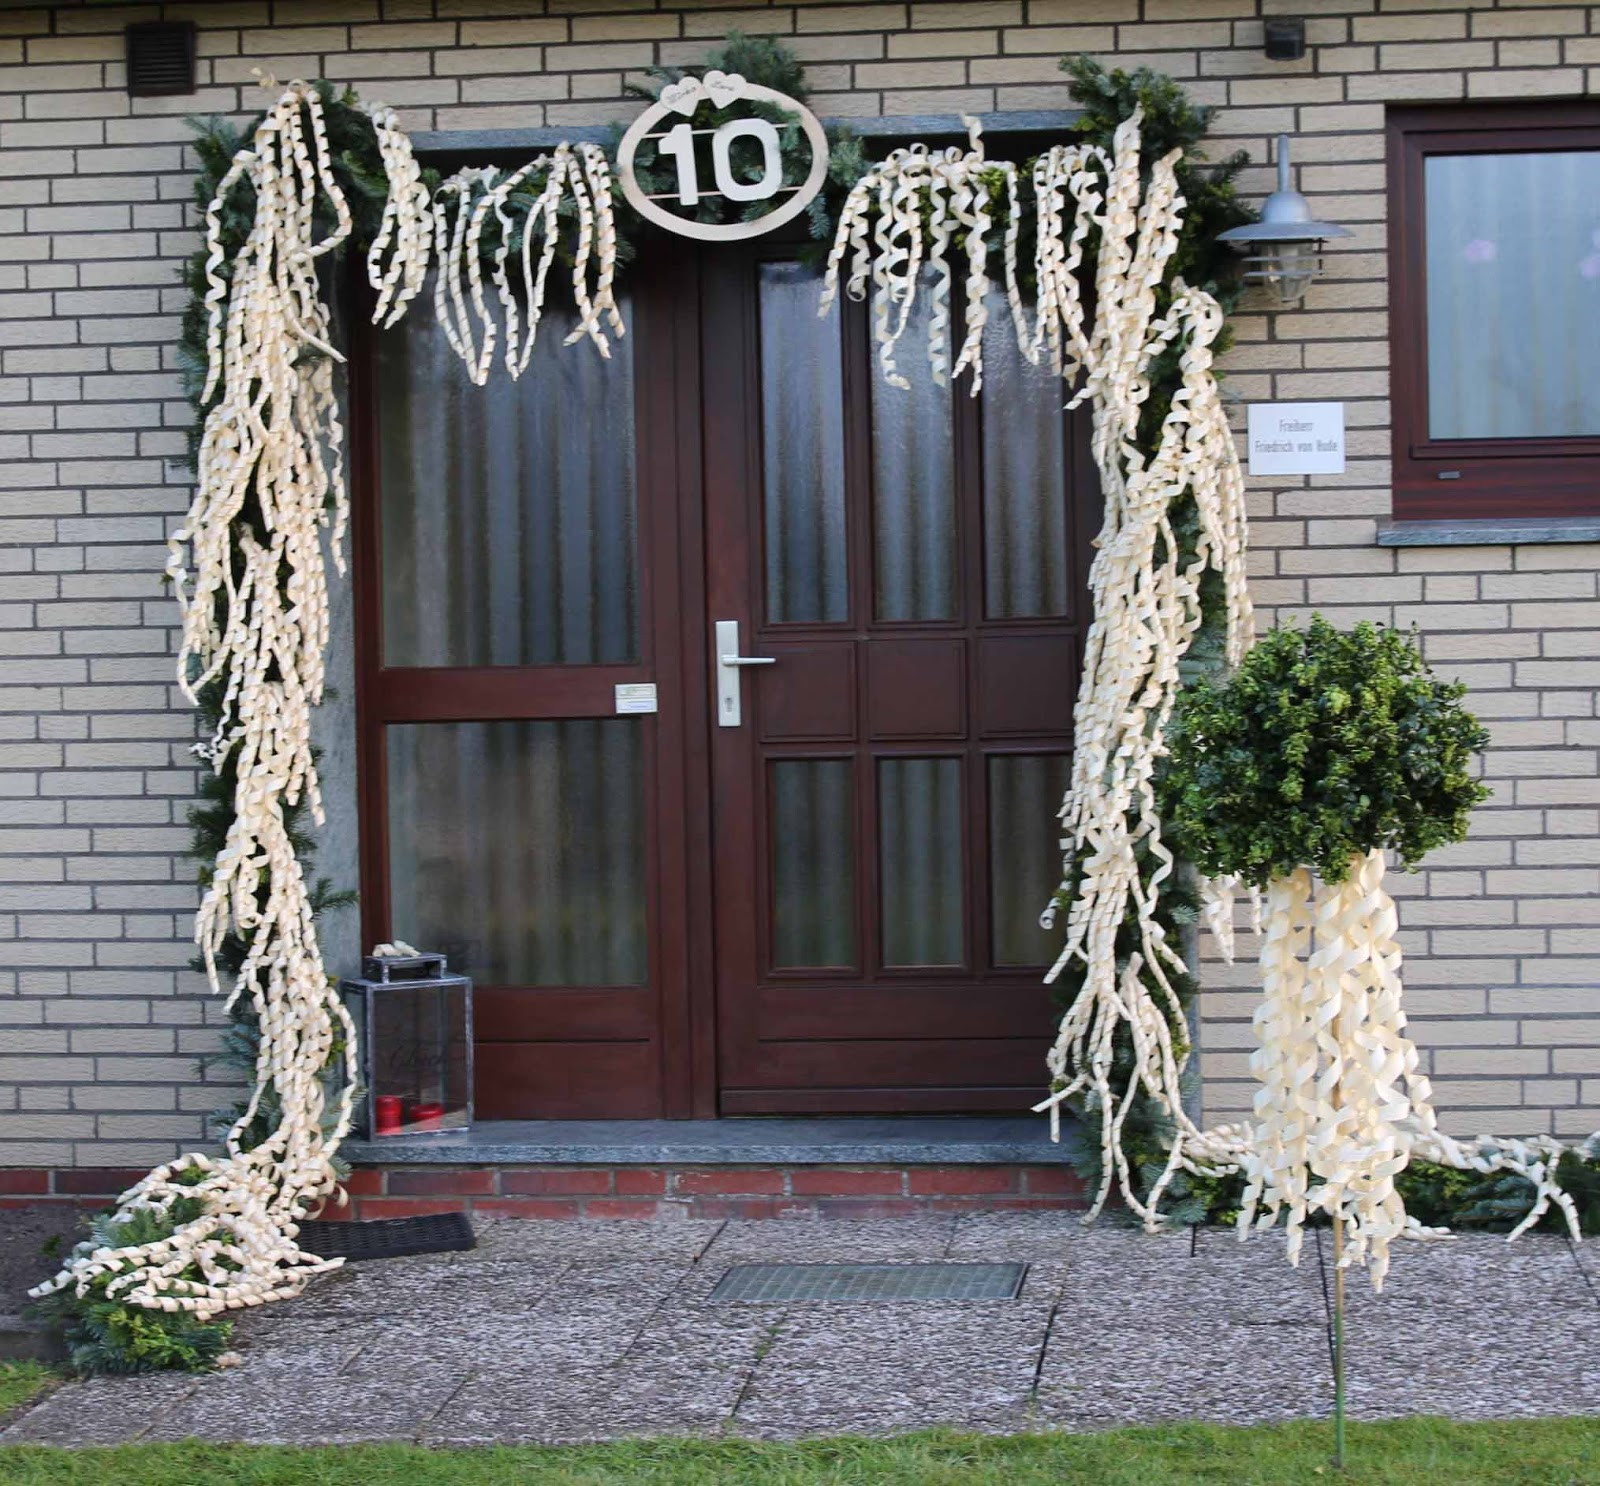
[617,71,829,243]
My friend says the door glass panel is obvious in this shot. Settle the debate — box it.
[989,753,1071,968]
[871,280,957,621]
[387,720,647,985]
[1425,150,1600,439]
[761,261,848,624]
[378,297,638,666]
[982,297,1069,618]
[771,759,855,968]
[879,757,964,967]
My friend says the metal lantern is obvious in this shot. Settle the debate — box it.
[1219,134,1351,303]
[340,951,473,1139]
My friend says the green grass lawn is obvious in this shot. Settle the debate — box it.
[0,1411,1597,1485]
[0,1362,54,1421]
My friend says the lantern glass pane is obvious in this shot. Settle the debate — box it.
[1425,150,1600,439]
[377,295,639,666]
[368,980,471,1136]
[386,719,647,985]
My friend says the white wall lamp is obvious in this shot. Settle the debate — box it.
[1218,134,1351,303]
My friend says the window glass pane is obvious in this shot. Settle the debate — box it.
[982,296,1068,618]
[1426,150,1600,439]
[378,297,638,666]
[771,760,855,968]
[762,261,848,624]
[879,757,964,967]
[989,753,1070,968]
[387,720,646,985]
[872,280,958,621]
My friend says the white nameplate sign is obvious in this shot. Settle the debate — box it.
[616,71,828,242]
[1247,401,1346,476]
[614,683,658,715]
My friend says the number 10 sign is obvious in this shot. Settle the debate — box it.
[616,70,829,242]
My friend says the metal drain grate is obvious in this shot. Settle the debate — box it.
[709,1261,1028,1303]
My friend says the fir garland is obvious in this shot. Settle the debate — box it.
[1034,58,1253,1220]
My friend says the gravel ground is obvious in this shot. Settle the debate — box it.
[3,1211,1596,1445]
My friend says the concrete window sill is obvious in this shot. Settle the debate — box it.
[1375,516,1600,547]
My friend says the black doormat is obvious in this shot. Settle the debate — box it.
[297,1212,476,1262]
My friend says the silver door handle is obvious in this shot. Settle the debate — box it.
[715,619,775,728]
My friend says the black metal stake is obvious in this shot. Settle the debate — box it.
[1332,1213,1347,1470]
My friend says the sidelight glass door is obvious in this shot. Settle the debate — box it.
[357,266,698,1120]
[704,250,1097,1113]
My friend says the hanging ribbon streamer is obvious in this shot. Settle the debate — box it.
[820,118,1026,393]
[36,80,382,1317]
[429,144,625,386]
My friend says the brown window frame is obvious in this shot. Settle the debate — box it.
[1387,102,1600,522]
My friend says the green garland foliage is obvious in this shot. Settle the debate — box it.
[33,1170,234,1375]
[1158,616,1492,887]
[1141,1141,1600,1236]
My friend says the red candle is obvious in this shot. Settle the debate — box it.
[411,1101,446,1131]
[374,1094,403,1135]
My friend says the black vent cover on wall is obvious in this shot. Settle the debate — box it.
[126,21,197,97]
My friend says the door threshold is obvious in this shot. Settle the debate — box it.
[341,1114,1076,1167]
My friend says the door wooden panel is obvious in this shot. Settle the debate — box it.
[704,248,1099,1113]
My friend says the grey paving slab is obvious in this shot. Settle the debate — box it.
[464,1216,725,1264]
[1337,1234,1600,1422]
[287,1257,574,1326]
[2,1372,200,1446]
[7,1216,1600,1447]
[944,1209,1095,1260]
[426,1304,779,1445]
[143,1355,474,1445]
[1351,1231,1589,1310]
[1033,1226,1333,1430]
[729,1258,1068,1440]
[701,1216,961,1265]
[1573,1237,1600,1294]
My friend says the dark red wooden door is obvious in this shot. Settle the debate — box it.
[703,249,1099,1113]
[354,254,709,1119]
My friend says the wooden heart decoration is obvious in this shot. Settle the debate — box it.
[702,70,746,109]
[660,78,701,117]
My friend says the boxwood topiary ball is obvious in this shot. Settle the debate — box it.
[1157,615,1490,888]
